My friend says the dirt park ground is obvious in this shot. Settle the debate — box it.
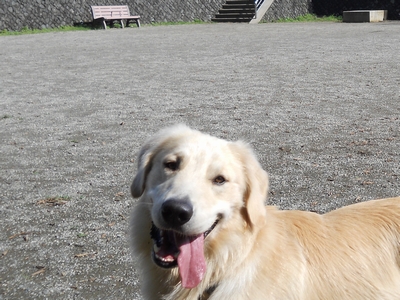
[1,21,399,299]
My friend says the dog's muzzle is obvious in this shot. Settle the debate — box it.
[150,196,220,288]
[150,218,219,269]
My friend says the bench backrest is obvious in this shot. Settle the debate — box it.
[91,5,132,18]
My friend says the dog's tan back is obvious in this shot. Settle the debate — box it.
[130,125,400,300]
[255,199,400,300]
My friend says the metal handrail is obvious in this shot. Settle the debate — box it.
[254,0,264,19]
[255,0,264,10]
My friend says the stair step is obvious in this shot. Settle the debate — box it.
[215,13,254,18]
[221,5,255,10]
[225,0,253,4]
[219,8,255,13]
[211,17,253,22]
[222,3,254,8]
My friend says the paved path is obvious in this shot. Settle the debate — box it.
[1,22,399,299]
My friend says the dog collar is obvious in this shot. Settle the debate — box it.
[198,284,218,300]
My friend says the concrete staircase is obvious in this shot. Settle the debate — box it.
[212,0,256,23]
[212,0,274,24]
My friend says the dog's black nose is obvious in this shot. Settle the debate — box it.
[161,198,193,228]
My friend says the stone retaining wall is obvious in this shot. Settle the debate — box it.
[0,0,219,31]
[0,0,312,31]
[263,0,312,22]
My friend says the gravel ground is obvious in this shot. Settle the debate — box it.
[1,21,399,299]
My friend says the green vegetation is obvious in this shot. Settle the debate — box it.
[0,20,206,36]
[0,25,91,36]
[77,232,87,238]
[148,19,206,26]
[273,14,342,23]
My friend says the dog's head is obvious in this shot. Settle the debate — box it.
[131,125,269,288]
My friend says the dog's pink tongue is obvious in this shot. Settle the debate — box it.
[176,234,206,289]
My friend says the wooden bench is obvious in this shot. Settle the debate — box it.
[91,5,140,29]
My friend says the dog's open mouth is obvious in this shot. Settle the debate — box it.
[150,218,219,288]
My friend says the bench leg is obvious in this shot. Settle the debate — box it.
[136,19,140,27]
[102,20,107,30]
[120,20,124,29]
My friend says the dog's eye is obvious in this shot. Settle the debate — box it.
[213,175,226,185]
[164,161,178,171]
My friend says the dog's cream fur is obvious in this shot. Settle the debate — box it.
[130,125,400,300]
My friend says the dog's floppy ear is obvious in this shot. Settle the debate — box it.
[231,141,269,228]
[131,142,156,198]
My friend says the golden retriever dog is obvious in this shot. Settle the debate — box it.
[129,124,400,300]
